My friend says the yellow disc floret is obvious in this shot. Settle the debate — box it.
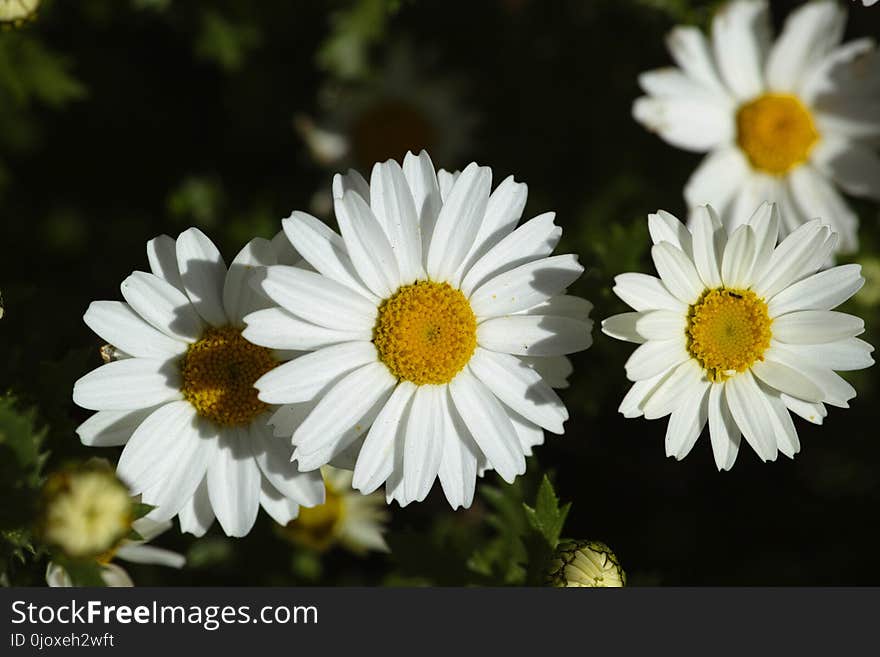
[373,280,477,385]
[686,288,772,382]
[180,326,277,426]
[282,483,346,552]
[736,93,819,175]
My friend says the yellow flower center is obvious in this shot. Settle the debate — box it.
[373,280,477,385]
[283,485,345,552]
[180,326,277,426]
[686,288,772,382]
[736,93,819,175]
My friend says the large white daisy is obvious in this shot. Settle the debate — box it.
[244,151,593,509]
[602,203,873,469]
[72,229,325,536]
[633,0,880,253]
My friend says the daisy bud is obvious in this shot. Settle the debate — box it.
[38,462,133,560]
[546,540,626,588]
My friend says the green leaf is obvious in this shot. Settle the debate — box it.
[521,476,572,586]
[523,475,571,550]
[131,502,155,522]
[55,557,106,587]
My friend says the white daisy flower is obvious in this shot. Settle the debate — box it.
[244,151,593,509]
[279,466,389,555]
[46,517,184,588]
[602,203,874,469]
[633,0,880,254]
[72,229,325,537]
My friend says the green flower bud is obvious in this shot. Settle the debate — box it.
[547,539,626,588]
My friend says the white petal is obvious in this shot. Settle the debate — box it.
[763,342,857,406]
[352,381,416,494]
[293,362,396,469]
[812,135,880,202]
[665,26,727,93]
[369,159,425,283]
[664,381,709,460]
[335,190,401,298]
[720,225,756,288]
[516,295,593,321]
[176,227,228,327]
[787,165,858,254]
[178,477,214,536]
[771,338,874,372]
[116,401,198,495]
[651,241,704,304]
[601,312,645,344]
[689,205,725,288]
[222,237,275,326]
[772,310,864,344]
[243,307,371,350]
[332,169,370,201]
[750,357,824,402]
[801,38,878,105]
[768,264,864,316]
[402,151,442,254]
[642,359,705,420]
[724,372,778,462]
[461,212,560,296]
[76,407,159,447]
[403,385,444,502]
[426,163,492,283]
[449,368,525,483]
[141,417,213,521]
[684,148,750,212]
[618,373,665,419]
[477,315,592,357]
[468,348,567,433]
[711,0,770,100]
[745,201,780,283]
[518,355,573,389]
[437,389,479,509]
[638,67,715,98]
[648,210,692,255]
[259,478,300,526]
[766,0,845,93]
[85,301,187,359]
[251,421,325,507]
[207,429,261,537]
[260,265,376,331]
[458,175,529,277]
[121,271,204,342]
[73,358,181,411]
[115,544,185,568]
[635,310,687,341]
[612,273,686,312]
[708,383,741,471]
[625,338,689,382]
[255,341,377,404]
[281,211,377,301]
[469,254,583,318]
[632,96,734,151]
[781,394,826,425]
[753,220,830,298]
[147,234,184,290]
[755,380,800,459]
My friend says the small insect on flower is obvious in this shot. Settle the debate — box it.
[546,540,626,588]
[38,460,184,587]
[72,229,325,537]
[244,151,593,509]
[602,203,874,469]
[279,467,389,555]
[633,0,880,255]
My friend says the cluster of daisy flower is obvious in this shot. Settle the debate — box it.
[50,0,876,587]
